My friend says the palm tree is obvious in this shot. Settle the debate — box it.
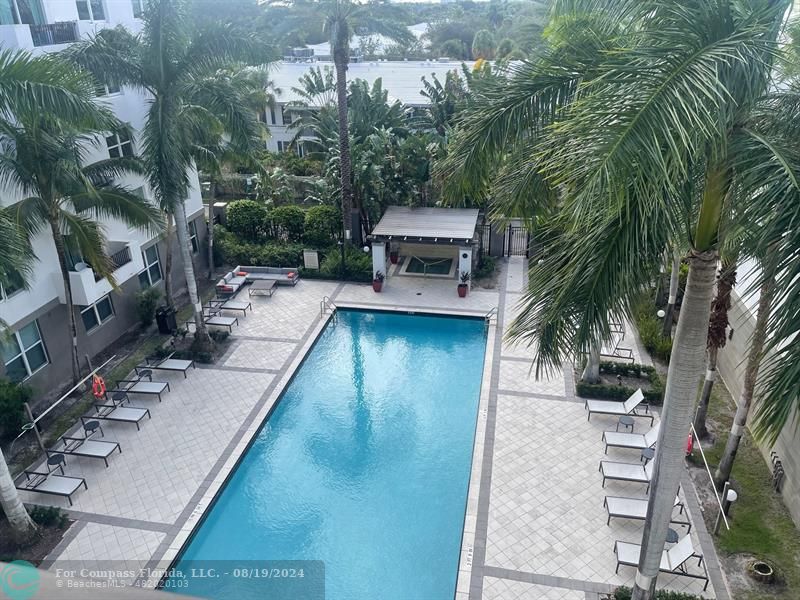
[437,2,797,598]
[269,0,413,244]
[661,252,681,338]
[0,447,37,543]
[66,0,271,349]
[3,111,161,384]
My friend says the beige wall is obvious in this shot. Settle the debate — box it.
[716,291,800,526]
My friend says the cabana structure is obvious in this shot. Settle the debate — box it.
[368,207,481,288]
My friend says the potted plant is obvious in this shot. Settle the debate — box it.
[389,244,399,264]
[457,271,470,297]
[372,271,385,293]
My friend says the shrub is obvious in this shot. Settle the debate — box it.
[0,379,32,440]
[633,292,673,362]
[304,205,340,247]
[269,205,306,241]
[135,287,161,327]
[209,330,229,343]
[575,362,665,405]
[613,587,702,600]
[473,255,496,280]
[303,246,372,282]
[214,226,303,268]
[29,505,68,528]
[226,199,268,242]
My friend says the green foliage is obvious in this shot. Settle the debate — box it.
[440,39,470,60]
[613,588,702,600]
[269,205,305,241]
[633,293,673,362]
[304,205,340,247]
[496,38,516,59]
[0,379,31,440]
[575,362,665,405]
[29,505,68,529]
[135,287,161,327]
[473,255,496,280]
[472,29,496,59]
[226,199,268,242]
[215,226,303,267]
[302,246,372,282]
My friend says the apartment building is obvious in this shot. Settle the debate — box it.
[0,0,208,396]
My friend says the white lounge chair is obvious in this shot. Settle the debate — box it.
[51,435,122,468]
[86,404,151,431]
[110,379,170,402]
[204,315,238,332]
[585,388,653,424]
[599,459,654,488]
[15,470,87,506]
[602,421,661,453]
[614,535,709,590]
[207,298,251,316]
[603,495,689,529]
[137,355,195,379]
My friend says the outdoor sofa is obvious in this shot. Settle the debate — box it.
[216,266,300,296]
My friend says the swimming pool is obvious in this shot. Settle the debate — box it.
[169,309,487,599]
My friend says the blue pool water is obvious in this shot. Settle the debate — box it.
[169,309,487,600]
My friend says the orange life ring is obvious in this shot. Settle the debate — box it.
[92,374,106,399]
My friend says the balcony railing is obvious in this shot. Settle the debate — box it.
[30,21,79,47]
[109,245,132,271]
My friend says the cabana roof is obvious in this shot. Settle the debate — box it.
[369,206,480,245]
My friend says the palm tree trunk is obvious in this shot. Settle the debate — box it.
[632,249,718,600]
[163,214,174,308]
[49,218,81,384]
[0,447,38,544]
[693,346,718,439]
[174,200,211,350]
[714,259,776,490]
[333,40,356,246]
[207,182,216,281]
[661,252,680,338]
[581,343,601,383]
[694,260,736,439]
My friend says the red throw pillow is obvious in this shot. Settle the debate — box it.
[221,285,234,292]
[236,271,248,277]
[287,272,295,278]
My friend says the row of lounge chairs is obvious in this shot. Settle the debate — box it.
[15,356,195,506]
[587,388,709,591]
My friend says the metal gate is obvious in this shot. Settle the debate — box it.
[505,225,530,257]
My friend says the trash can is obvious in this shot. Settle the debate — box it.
[155,306,177,334]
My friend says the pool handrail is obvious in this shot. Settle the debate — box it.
[320,296,337,317]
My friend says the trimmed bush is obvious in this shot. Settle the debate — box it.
[613,587,702,600]
[0,379,32,441]
[226,199,268,242]
[575,362,665,405]
[473,255,496,280]
[301,246,372,282]
[304,205,340,247]
[633,292,672,362]
[269,205,305,241]
[215,226,303,268]
[29,505,68,528]
[135,287,161,327]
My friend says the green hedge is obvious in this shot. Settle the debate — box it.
[473,255,496,280]
[214,226,303,268]
[613,587,702,600]
[633,292,673,362]
[300,246,372,283]
[575,362,665,405]
[304,205,341,247]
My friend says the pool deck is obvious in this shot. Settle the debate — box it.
[32,259,728,599]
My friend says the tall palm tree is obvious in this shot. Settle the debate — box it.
[437,2,798,598]
[269,0,413,244]
[3,112,161,384]
[66,0,271,349]
[0,447,37,543]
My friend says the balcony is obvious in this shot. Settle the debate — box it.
[63,242,138,305]
[30,21,79,47]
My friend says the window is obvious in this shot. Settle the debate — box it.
[138,244,162,288]
[1,321,48,382]
[80,295,114,332]
[106,130,133,158]
[269,106,277,125]
[280,106,292,126]
[1,268,24,300]
[277,141,292,153]
[188,220,199,253]
[1,0,45,25]
[76,0,105,20]
[131,0,144,18]
[95,82,120,97]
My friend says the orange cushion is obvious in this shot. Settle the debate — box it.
[287,272,295,278]
[236,271,248,277]
[219,285,234,292]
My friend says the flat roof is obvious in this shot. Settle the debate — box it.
[271,60,473,107]
[370,206,480,244]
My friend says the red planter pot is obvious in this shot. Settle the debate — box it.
[457,284,468,298]
[389,252,399,264]
[372,280,383,293]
